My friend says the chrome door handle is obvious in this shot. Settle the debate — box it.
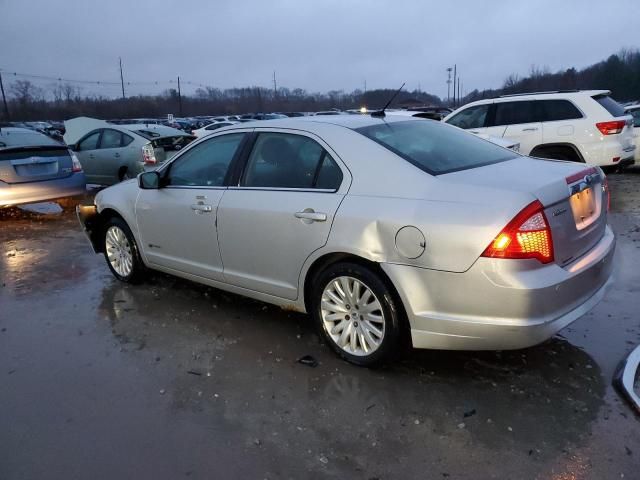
[294,210,327,222]
[114,152,121,158]
[522,127,539,132]
[469,130,480,134]
[191,204,213,213]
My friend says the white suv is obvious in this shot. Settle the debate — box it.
[443,90,636,168]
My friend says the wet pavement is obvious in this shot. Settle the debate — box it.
[1,171,639,479]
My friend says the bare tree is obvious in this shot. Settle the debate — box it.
[9,80,44,105]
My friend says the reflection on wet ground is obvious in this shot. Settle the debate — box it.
[1,172,639,479]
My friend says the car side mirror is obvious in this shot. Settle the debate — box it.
[139,171,161,189]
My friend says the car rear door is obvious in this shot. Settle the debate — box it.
[492,100,543,155]
[135,131,247,281]
[94,128,128,184]
[74,130,102,183]
[217,130,349,300]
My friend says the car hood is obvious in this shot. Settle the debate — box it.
[63,117,110,145]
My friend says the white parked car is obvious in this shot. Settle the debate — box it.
[385,110,520,151]
[443,90,635,168]
[623,104,640,162]
[78,116,614,366]
[192,121,238,138]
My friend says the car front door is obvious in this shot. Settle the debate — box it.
[217,130,349,300]
[492,100,543,155]
[135,132,247,281]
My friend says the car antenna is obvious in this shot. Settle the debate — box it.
[371,82,405,118]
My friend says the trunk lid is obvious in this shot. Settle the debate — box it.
[441,157,607,267]
[0,146,74,184]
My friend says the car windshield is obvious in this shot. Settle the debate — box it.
[355,120,517,175]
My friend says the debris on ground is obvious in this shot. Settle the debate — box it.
[296,355,318,367]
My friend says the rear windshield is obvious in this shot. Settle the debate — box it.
[592,94,626,117]
[0,147,69,161]
[355,120,517,175]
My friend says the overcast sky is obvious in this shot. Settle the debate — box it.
[1,0,639,99]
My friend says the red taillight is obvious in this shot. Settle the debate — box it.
[70,152,83,172]
[142,144,157,165]
[596,120,625,135]
[482,200,554,264]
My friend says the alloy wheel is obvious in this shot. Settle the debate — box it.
[105,226,133,277]
[320,276,385,356]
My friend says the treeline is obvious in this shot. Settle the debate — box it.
[3,48,640,121]
[1,80,441,121]
[463,48,640,104]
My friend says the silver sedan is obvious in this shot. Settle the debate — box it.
[77,115,615,366]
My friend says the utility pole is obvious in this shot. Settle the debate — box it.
[446,67,452,103]
[364,79,367,94]
[0,71,9,121]
[177,76,183,116]
[457,77,461,106]
[453,64,457,107]
[273,71,277,97]
[119,57,125,100]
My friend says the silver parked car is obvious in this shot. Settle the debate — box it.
[77,116,615,366]
[64,117,195,185]
[0,127,86,208]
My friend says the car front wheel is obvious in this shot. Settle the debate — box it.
[103,217,146,283]
[311,262,402,367]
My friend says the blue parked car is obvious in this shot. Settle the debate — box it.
[0,127,86,208]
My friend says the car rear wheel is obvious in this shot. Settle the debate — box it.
[103,217,146,283]
[311,262,402,366]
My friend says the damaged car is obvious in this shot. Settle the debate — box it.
[77,115,615,366]
[64,117,195,185]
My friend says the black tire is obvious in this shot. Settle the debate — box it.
[533,147,581,163]
[118,167,130,182]
[311,262,403,367]
[102,216,146,283]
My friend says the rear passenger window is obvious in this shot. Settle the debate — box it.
[493,101,539,126]
[122,133,134,146]
[593,94,625,117]
[242,133,342,190]
[446,105,489,129]
[100,129,123,149]
[541,100,583,121]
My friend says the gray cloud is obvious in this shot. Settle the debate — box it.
[1,0,639,98]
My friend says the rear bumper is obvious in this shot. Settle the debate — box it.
[0,173,86,208]
[382,225,615,350]
[583,140,635,166]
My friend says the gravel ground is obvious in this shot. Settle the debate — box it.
[1,169,639,479]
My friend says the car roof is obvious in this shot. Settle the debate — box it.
[225,114,414,131]
[458,90,612,109]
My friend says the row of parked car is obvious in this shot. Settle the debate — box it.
[0,89,636,210]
